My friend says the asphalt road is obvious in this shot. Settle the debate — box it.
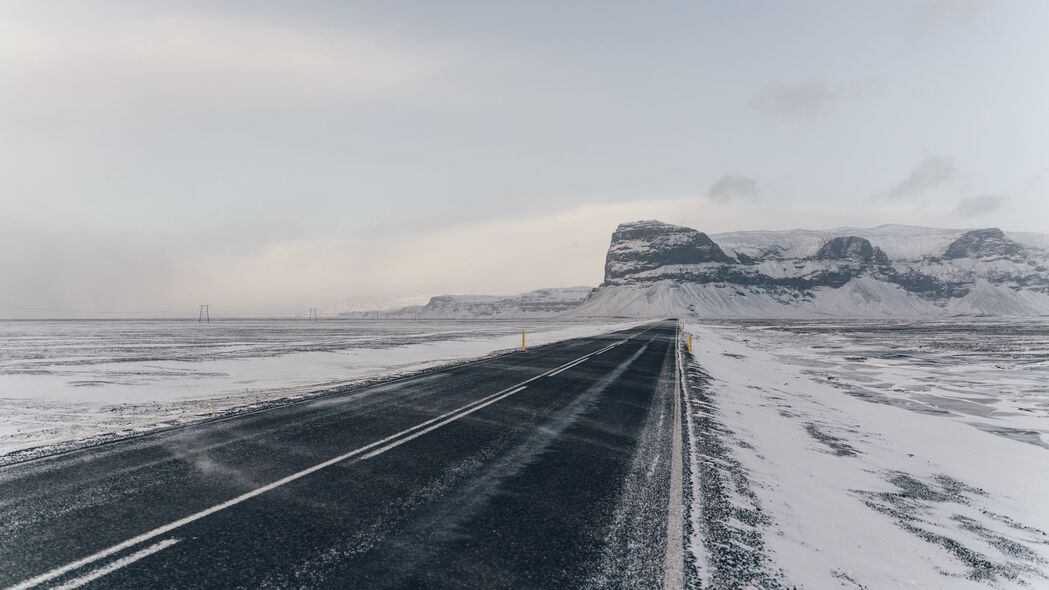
[0,321,683,589]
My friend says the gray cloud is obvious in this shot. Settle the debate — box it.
[750,79,834,118]
[912,0,990,35]
[749,78,882,119]
[887,156,958,200]
[955,194,1007,218]
[707,173,759,202]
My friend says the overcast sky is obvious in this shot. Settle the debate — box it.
[2,0,1048,317]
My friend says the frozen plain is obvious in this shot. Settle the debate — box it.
[682,319,1049,589]
[2,317,1047,588]
[0,319,643,462]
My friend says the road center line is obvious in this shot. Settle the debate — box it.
[595,340,626,355]
[548,357,589,376]
[5,328,650,590]
[355,386,527,461]
[52,539,180,590]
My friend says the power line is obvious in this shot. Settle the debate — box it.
[0,304,197,315]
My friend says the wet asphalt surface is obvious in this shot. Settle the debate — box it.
[0,321,679,589]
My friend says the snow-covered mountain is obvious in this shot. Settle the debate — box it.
[574,220,1049,318]
[345,221,1049,319]
[340,287,594,319]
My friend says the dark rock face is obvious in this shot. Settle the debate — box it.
[734,252,758,265]
[815,236,890,265]
[943,228,1024,260]
[603,220,734,284]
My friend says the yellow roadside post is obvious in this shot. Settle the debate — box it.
[522,331,527,351]
[688,334,693,353]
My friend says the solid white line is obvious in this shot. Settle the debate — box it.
[355,386,528,461]
[5,328,653,590]
[592,341,622,356]
[664,321,685,590]
[52,539,180,590]
[548,357,589,376]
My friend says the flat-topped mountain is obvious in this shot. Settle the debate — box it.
[604,220,733,284]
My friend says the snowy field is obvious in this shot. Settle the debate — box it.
[0,318,642,463]
[682,319,1049,589]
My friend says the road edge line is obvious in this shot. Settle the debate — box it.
[663,321,685,590]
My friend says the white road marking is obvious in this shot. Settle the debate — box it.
[6,328,654,590]
[548,357,589,376]
[52,539,180,590]
[356,386,528,461]
[664,321,685,590]
[593,341,625,355]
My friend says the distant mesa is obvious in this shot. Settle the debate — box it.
[340,287,593,320]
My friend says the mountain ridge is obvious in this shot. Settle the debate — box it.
[576,220,1049,318]
[347,221,1049,319]
[339,286,594,319]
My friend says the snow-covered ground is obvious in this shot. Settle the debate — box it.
[0,319,642,463]
[682,319,1049,589]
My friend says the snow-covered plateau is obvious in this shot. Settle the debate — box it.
[576,220,1049,318]
[682,319,1049,589]
[0,318,643,463]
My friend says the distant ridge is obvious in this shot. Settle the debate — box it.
[352,221,1049,319]
[340,287,593,319]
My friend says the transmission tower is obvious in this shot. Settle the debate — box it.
[198,305,210,323]
[308,307,318,321]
